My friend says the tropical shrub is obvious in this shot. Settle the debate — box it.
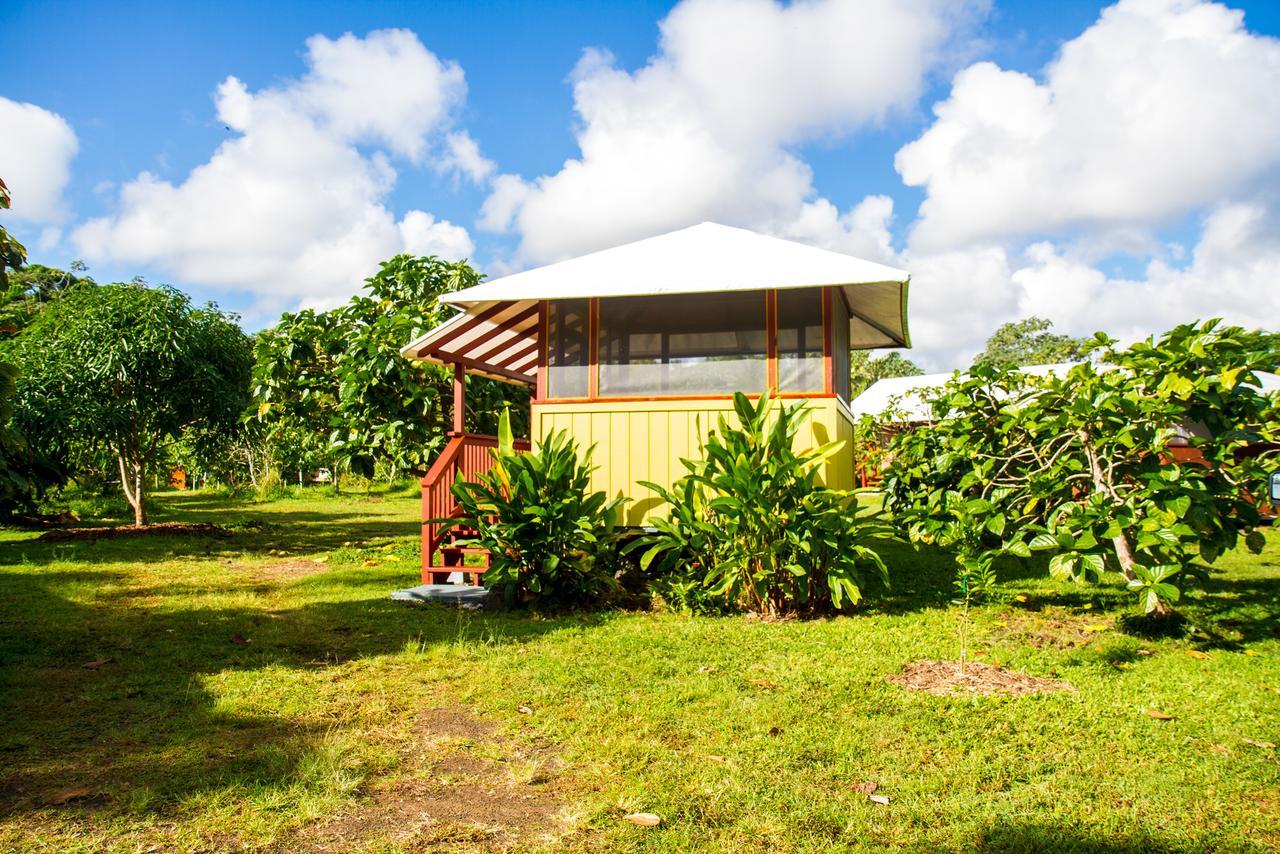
[448,411,625,607]
[885,319,1279,616]
[632,392,891,616]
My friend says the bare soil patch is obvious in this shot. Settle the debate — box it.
[37,522,231,542]
[252,559,329,582]
[290,704,569,852]
[889,660,1073,697]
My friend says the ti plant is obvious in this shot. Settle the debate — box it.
[630,392,892,616]
[446,408,625,608]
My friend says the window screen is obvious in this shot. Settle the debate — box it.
[598,292,767,396]
[831,291,851,402]
[776,287,824,392]
[546,299,589,398]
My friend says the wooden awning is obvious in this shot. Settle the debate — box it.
[400,299,538,385]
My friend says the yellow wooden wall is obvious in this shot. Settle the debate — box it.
[531,397,856,526]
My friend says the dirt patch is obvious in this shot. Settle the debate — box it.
[37,522,231,542]
[289,704,568,852]
[993,611,1112,650]
[889,660,1074,697]
[252,559,330,582]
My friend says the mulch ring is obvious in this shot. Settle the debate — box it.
[889,660,1073,697]
[288,705,570,852]
[37,522,231,542]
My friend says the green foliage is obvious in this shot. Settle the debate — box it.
[972,316,1088,369]
[11,282,252,524]
[0,263,94,334]
[632,392,891,616]
[447,410,625,608]
[886,319,1279,615]
[850,350,923,398]
[0,178,27,291]
[254,254,529,481]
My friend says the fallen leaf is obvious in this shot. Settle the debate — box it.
[1211,743,1231,755]
[1014,594,1029,602]
[625,813,661,826]
[852,780,879,795]
[81,658,113,670]
[1243,738,1276,749]
[696,665,716,673]
[869,794,891,806]
[1145,709,1175,720]
[1243,650,1261,657]
[767,726,784,737]
[516,704,533,716]
[1083,624,1109,633]
[992,620,1008,627]
[311,556,329,565]
[1136,649,1155,656]
[46,787,94,805]
[1186,650,1210,660]
[231,634,249,646]
[363,560,379,567]
[749,678,778,690]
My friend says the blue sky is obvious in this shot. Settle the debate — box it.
[3,0,1279,367]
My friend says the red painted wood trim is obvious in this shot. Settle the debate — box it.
[452,362,466,433]
[535,392,838,405]
[442,353,533,385]
[822,287,834,395]
[416,301,511,357]
[535,300,548,401]
[766,289,778,391]
[587,297,600,400]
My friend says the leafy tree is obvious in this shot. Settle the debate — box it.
[633,392,891,616]
[254,254,530,481]
[972,316,1087,369]
[850,350,923,398]
[13,283,252,525]
[0,262,94,334]
[885,320,1279,615]
[447,409,624,608]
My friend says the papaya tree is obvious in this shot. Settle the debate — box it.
[12,283,252,525]
[885,320,1278,615]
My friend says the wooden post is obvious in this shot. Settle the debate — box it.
[452,362,465,434]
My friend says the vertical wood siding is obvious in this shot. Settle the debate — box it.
[532,397,857,526]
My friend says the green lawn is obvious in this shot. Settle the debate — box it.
[0,488,1277,852]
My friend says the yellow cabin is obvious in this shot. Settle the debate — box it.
[402,222,911,582]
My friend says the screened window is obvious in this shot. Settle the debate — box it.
[776,287,824,392]
[598,292,767,396]
[547,299,589,398]
[831,291,851,402]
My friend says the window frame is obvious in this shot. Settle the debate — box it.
[535,287,848,403]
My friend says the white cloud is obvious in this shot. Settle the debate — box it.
[72,29,474,313]
[902,202,1280,371]
[437,131,496,185]
[483,0,982,264]
[0,97,78,224]
[897,0,1280,251]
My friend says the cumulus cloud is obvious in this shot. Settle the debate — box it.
[0,97,78,225]
[897,0,1280,251]
[901,201,1280,370]
[73,29,475,313]
[482,0,982,264]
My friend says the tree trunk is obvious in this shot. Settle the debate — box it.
[117,453,148,527]
[1079,430,1136,580]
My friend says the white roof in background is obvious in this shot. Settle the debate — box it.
[851,365,1280,423]
[436,221,911,349]
[849,363,1078,422]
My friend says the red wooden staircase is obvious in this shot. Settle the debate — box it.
[420,431,530,585]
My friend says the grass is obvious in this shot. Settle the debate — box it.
[0,486,1277,851]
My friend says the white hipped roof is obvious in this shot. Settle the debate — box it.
[851,365,1280,423]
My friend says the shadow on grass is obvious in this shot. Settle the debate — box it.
[975,820,1188,853]
[0,561,565,822]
